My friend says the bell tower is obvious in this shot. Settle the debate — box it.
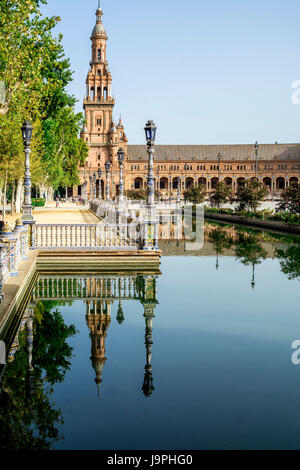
[79,1,127,198]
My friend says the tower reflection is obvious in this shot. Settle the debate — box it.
[85,299,111,396]
[4,272,160,400]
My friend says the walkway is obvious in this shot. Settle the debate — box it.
[4,202,100,226]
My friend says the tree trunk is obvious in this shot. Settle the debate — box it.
[2,170,8,218]
[11,180,15,215]
[15,179,23,214]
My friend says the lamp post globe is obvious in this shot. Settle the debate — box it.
[21,121,33,147]
[144,120,157,147]
[21,120,35,226]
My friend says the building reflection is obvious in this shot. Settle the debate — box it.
[85,299,111,396]
[3,273,160,400]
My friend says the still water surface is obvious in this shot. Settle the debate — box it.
[1,223,300,450]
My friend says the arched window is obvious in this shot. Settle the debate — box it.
[98,49,101,60]
[103,87,108,100]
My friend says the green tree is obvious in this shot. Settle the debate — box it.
[234,179,268,211]
[183,184,206,204]
[276,184,300,215]
[0,0,88,206]
[126,189,147,200]
[209,182,232,208]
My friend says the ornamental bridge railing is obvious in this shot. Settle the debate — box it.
[32,274,158,302]
[32,223,139,250]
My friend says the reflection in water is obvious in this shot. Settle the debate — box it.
[0,299,76,449]
[276,244,300,280]
[86,298,111,396]
[2,224,300,449]
[0,273,160,449]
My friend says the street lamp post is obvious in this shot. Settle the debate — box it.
[117,148,125,203]
[21,121,35,225]
[105,161,111,201]
[89,175,93,201]
[254,141,259,180]
[177,177,181,204]
[218,152,221,181]
[97,168,102,200]
[144,120,157,213]
[93,173,97,201]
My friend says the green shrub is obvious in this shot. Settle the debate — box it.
[32,198,46,207]
[204,206,300,225]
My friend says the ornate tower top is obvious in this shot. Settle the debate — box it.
[92,0,107,39]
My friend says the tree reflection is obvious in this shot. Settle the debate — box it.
[234,232,267,289]
[208,226,233,270]
[0,301,77,450]
[276,244,300,280]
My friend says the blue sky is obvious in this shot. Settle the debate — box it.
[42,0,300,145]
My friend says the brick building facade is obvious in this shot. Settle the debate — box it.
[75,4,300,199]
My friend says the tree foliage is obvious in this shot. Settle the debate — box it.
[234,232,267,267]
[183,184,206,204]
[0,301,77,449]
[234,180,268,211]
[276,184,300,215]
[276,244,300,280]
[0,0,88,202]
[209,182,232,208]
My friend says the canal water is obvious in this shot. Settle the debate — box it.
[1,222,300,450]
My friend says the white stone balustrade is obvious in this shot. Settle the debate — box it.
[33,223,139,250]
[0,220,29,303]
[33,275,141,301]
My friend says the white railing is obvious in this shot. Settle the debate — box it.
[33,275,142,301]
[0,221,29,303]
[33,223,139,250]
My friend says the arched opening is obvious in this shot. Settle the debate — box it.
[96,180,100,198]
[289,177,298,187]
[211,177,219,189]
[237,177,246,187]
[160,177,168,190]
[276,177,285,190]
[198,177,206,187]
[91,87,95,100]
[263,177,272,189]
[98,49,101,60]
[134,177,143,190]
[103,87,108,100]
[185,177,194,189]
[172,177,179,189]
[97,87,101,100]
[224,177,232,188]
